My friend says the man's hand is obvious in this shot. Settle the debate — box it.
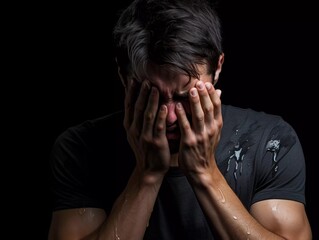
[124,79,171,179]
[176,81,223,177]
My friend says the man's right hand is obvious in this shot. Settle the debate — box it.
[123,79,171,180]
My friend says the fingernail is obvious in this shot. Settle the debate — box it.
[197,81,204,90]
[190,88,197,97]
[205,82,212,90]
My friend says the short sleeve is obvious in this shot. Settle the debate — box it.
[49,127,98,211]
[252,118,306,205]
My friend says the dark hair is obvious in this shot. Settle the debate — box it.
[113,0,223,83]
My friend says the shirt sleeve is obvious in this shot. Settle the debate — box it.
[49,127,98,211]
[252,117,306,205]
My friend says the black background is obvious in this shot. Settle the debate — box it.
[11,0,318,239]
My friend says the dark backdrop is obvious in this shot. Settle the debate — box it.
[16,1,318,239]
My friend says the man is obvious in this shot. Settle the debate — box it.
[48,0,312,239]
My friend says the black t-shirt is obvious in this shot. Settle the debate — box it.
[49,104,306,239]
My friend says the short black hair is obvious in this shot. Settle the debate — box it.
[113,0,223,83]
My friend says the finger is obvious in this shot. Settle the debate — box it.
[124,79,139,129]
[189,87,205,133]
[154,105,167,139]
[142,87,160,137]
[196,81,214,125]
[175,102,193,138]
[132,81,151,131]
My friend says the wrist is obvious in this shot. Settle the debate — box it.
[187,167,223,190]
[133,167,166,186]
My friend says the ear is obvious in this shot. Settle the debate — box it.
[115,58,127,88]
[213,53,224,85]
[117,66,126,88]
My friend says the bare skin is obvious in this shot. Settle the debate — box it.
[48,55,312,240]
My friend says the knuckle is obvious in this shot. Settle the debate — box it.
[182,121,191,131]
[135,105,144,114]
[156,123,164,132]
[184,136,197,146]
[215,98,221,107]
[125,100,132,108]
[141,135,152,143]
[195,114,204,122]
[204,105,214,114]
[144,111,155,122]
[217,119,223,129]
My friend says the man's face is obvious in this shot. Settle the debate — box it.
[146,64,213,153]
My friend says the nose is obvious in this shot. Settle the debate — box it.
[166,102,177,126]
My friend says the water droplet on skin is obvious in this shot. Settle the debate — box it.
[218,188,226,203]
[78,208,86,216]
[114,226,120,240]
[246,226,251,239]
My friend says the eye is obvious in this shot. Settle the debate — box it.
[158,93,189,104]
[173,95,189,103]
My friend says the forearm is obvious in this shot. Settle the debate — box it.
[96,168,164,240]
[190,169,285,240]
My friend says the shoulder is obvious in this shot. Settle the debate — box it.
[219,104,302,162]
[221,104,295,135]
[50,110,126,162]
[54,110,125,146]
[222,104,283,126]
